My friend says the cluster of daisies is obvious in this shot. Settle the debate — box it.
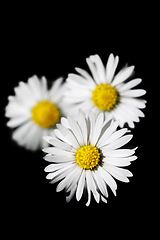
[5,53,146,206]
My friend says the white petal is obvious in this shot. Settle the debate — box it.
[65,88,92,99]
[121,168,133,177]
[56,174,73,192]
[56,164,80,192]
[66,185,77,202]
[68,73,88,84]
[90,55,106,83]
[112,66,135,87]
[124,155,137,161]
[93,192,100,203]
[48,77,63,100]
[76,170,86,201]
[66,167,83,193]
[12,85,34,108]
[41,129,53,148]
[51,82,66,104]
[104,164,132,182]
[120,89,146,97]
[86,181,91,207]
[42,147,75,155]
[103,157,131,167]
[67,116,84,146]
[64,101,94,119]
[117,104,139,121]
[86,170,97,195]
[64,96,90,104]
[103,113,113,126]
[106,54,119,83]
[99,128,128,147]
[56,124,80,149]
[40,76,47,99]
[47,169,64,181]
[16,81,35,103]
[117,78,142,92]
[12,121,33,142]
[45,164,60,174]
[44,154,75,162]
[98,166,117,196]
[104,165,129,182]
[54,129,72,145]
[7,113,30,128]
[15,127,39,150]
[86,58,101,85]
[101,196,107,204]
[120,103,145,119]
[66,166,82,192]
[66,77,89,90]
[75,67,96,87]
[28,75,42,101]
[43,136,54,144]
[24,124,41,150]
[45,162,72,172]
[100,119,113,138]
[49,138,72,151]
[120,97,146,109]
[5,100,32,118]
[111,106,135,128]
[101,134,133,151]
[92,170,108,197]
[61,117,70,129]
[96,120,119,148]
[88,111,96,143]
[104,149,135,158]
[48,165,73,182]
[91,112,104,145]
[77,110,88,146]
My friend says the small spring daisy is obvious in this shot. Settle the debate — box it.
[64,54,146,128]
[43,110,137,206]
[5,75,67,151]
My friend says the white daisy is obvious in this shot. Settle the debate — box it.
[5,75,67,151]
[43,110,137,206]
[64,53,146,128]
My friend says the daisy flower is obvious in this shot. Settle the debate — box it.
[64,53,146,128]
[5,75,67,151]
[43,110,137,206]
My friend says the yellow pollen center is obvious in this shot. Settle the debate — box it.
[92,84,119,111]
[32,101,60,128]
[76,145,101,170]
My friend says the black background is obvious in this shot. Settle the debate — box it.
[2,5,156,237]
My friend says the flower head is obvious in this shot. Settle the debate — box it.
[64,54,146,128]
[43,110,137,206]
[5,75,67,151]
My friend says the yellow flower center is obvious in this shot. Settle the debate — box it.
[76,145,101,170]
[92,84,119,111]
[32,101,60,128]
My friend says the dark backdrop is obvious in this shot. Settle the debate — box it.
[2,6,155,237]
